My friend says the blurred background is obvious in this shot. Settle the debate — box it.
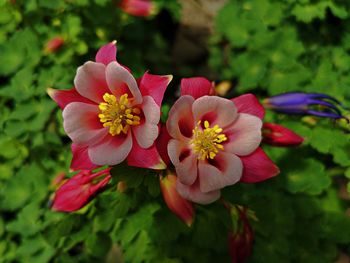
[0,0,350,262]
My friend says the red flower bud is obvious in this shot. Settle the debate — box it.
[119,0,155,17]
[50,171,66,189]
[52,168,111,212]
[160,171,195,226]
[44,36,64,53]
[227,205,255,263]
[262,122,304,147]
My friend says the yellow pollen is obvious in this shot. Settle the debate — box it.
[190,120,227,160]
[98,93,141,136]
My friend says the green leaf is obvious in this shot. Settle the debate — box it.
[286,158,331,195]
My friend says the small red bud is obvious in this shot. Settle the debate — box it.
[119,0,156,17]
[262,122,304,147]
[160,171,195,226]
[52,168,111,212]
[44,36,64,53]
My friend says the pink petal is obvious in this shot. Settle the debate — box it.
[47,87,94,110]
[240,147,280,183]
[138,72,173,106]
[166,95,195,140]
[198,152,242,193]
[132,96,160,148]
[168,139,197,186]
[180,77,214,99]
[192,96,238,129]
[95,41,117,65]
[127,139,166,169]
[224,113,262,156]
[106,61,142,105]
[74,61,110,103]
[70,144,99,171]
[63,102,107,145]
[88,133,133,166]
[176,179,220,205]
[231,94,265,120]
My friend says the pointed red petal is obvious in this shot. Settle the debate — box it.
[231,94,265,119]
[156,125,172,166]
[180,77,214,99]
[127,138,166,170]
[70,144,99,171]
[47,87,93,109]
[138,72,172,106]
[95,41,117,65]
[240,148,279,183]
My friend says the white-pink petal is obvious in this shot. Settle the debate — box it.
[88,133,132,166]
[168,139,197,186]
[192,96,238,129]
[63,102,107,145]
[224,113,262,156]
[176,179,221,205]
[166,95,195,140]
[74,61,109,103]
[198,152,243,193]
[132,96,160,148]
[105,61,142,105]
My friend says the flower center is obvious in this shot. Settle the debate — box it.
[191,120,227,160]
[98,93,141,136]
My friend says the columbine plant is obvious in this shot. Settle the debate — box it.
[48,41,172,170]
[166,77,279,204]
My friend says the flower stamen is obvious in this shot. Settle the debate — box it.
[191,120,227,160]
[98,93,141,136]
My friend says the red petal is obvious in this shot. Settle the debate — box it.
[180,77,214,99]
[47,87,94,110]
[127,138,166,170]
[262,123,304,147]
[240,148,279,183]
[160,172,195,227]
[231,94,265,120]
[138,72,172,106]
[95,41,117,65]
[70,144,99,171]
[156,125,172,166]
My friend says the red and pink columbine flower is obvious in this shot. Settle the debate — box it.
[48,41,172,170]
[166,77,279,204]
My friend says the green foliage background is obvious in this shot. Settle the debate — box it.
[0,0,350,262]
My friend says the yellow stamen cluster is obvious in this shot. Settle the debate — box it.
[190,120,227,160]
[98,93,141,136]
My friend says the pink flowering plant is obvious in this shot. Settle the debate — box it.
[49,42,282,215]
[46,39,349,262]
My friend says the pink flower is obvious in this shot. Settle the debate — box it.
[262,122,304,147]
[48,42,172,169]
[166,77,279,204]
[119,0,155,17]
[52,168,111,212]
[159,171,195,227]
[44,36,64,53]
